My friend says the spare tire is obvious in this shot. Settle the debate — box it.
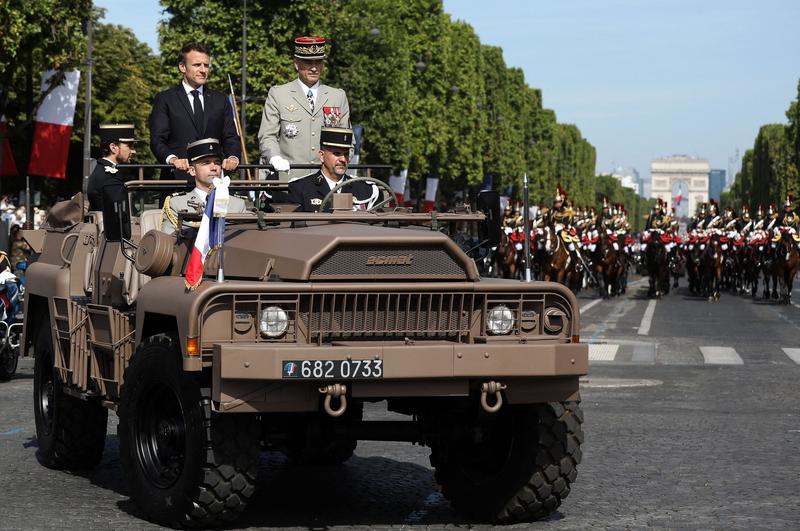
[135,230,175,277]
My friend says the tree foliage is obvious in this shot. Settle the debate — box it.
[3,0,602,208]
[726,79,800,211]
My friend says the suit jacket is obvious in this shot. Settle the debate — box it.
[87,158,117,211]
[288,171,374,213]
[258,80,349,179]
[161,189,247,235]
[149,84,241,179]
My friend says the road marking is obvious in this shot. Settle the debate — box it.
[782,348,800,364]
[700,346,744,365]
[637,300,657,336]
[588,344,619,361]
[0,427,23,437]
[580,299,602,313]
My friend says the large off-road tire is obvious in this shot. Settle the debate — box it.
[0,344,18,381]
[33,324,108,469]
[287,401,362,465]
[118,335,261,528]
[430,401,583,523]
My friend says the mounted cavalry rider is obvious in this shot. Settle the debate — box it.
[547,185,581,265]
[773,194,800,249]
[778,194,799,229]
[502,202,515,229]
[738,205,753,234]
[596,196,613,231]
[766,202,779,231]
[645,199,670,231]
[704,200,722,230]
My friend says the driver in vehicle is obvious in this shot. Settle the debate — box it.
[161,137,247,235]
[288,127,375,212]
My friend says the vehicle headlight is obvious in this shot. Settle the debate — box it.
[486,305,514,335]
[260,306,289,338]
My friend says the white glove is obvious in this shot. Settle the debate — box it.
[269,155,291,171]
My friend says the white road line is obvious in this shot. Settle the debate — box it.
[782,348,800,364]
[637,299,657,336]
[588,344,619,361]
[580,299,602,313]
[792,302,800,311]
[700,346,744,365]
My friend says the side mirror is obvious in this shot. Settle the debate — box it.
[477,190,501,247]
[101,178,131,242]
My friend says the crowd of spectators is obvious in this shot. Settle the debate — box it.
[0,194,38,275]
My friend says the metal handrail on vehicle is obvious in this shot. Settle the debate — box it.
[117,163,393,180]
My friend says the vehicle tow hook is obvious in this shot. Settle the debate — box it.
[480,381,507,413]
[319,383,348,417]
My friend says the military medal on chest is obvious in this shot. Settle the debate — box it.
[323,106,342,127]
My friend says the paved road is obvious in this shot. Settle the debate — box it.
[1,277,799,529]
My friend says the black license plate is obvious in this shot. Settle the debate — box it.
[282,359,383,379]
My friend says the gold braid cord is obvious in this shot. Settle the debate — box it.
[160,195,180,232]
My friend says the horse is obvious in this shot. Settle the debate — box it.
[699,232,723,301]
[644,230,669,299]
[774,227,800,304]
[495,230,518,279]
[535,226,571,285]
[591,230,619,299]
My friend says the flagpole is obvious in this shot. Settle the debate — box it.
[216,218,224,282]
[522,172,532,282]
[82,16,93,202]
[228,74,251,180]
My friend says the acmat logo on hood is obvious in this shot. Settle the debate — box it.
[366,254,415,266]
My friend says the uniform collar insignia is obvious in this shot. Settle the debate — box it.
[310,198,322,205]
[104,165,118,174]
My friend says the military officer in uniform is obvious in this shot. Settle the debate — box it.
[87,124,138,211]
[645,199,670,230]
[161,138,247,235]
[258,36,350,179]
[778,194,799,229]
[288,127,374,212]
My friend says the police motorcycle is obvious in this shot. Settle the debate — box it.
[0,263,24,381]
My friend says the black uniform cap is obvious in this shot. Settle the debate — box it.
[99,123,137,145]
[187,138,223,162]
[320,127,353,149]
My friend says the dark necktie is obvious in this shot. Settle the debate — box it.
[307,89,314,113]
[191,89,204,130]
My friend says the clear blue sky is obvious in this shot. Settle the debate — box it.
[96,0,800,184]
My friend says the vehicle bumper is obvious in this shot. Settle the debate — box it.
[211,342,587,413]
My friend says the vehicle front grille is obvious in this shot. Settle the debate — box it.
[301,292,479,344]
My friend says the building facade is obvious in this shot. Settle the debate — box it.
[709,169,726,202]
[611,165,643,196]
[650,156,709,219]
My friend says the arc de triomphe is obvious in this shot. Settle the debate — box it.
[650,156,709,219]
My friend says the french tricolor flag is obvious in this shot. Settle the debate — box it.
[423,176,439,213]
[28,70,80,179]
[185,176,230,290]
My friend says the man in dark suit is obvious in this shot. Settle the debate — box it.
[288,127,375,212]
[87,123,138,211]
[149,42,241,183]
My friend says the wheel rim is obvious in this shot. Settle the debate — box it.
[134,382,187,489]
[37,349,55,436]
[456,412,516,482]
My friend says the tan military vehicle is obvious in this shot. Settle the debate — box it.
[23,176,587,528]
